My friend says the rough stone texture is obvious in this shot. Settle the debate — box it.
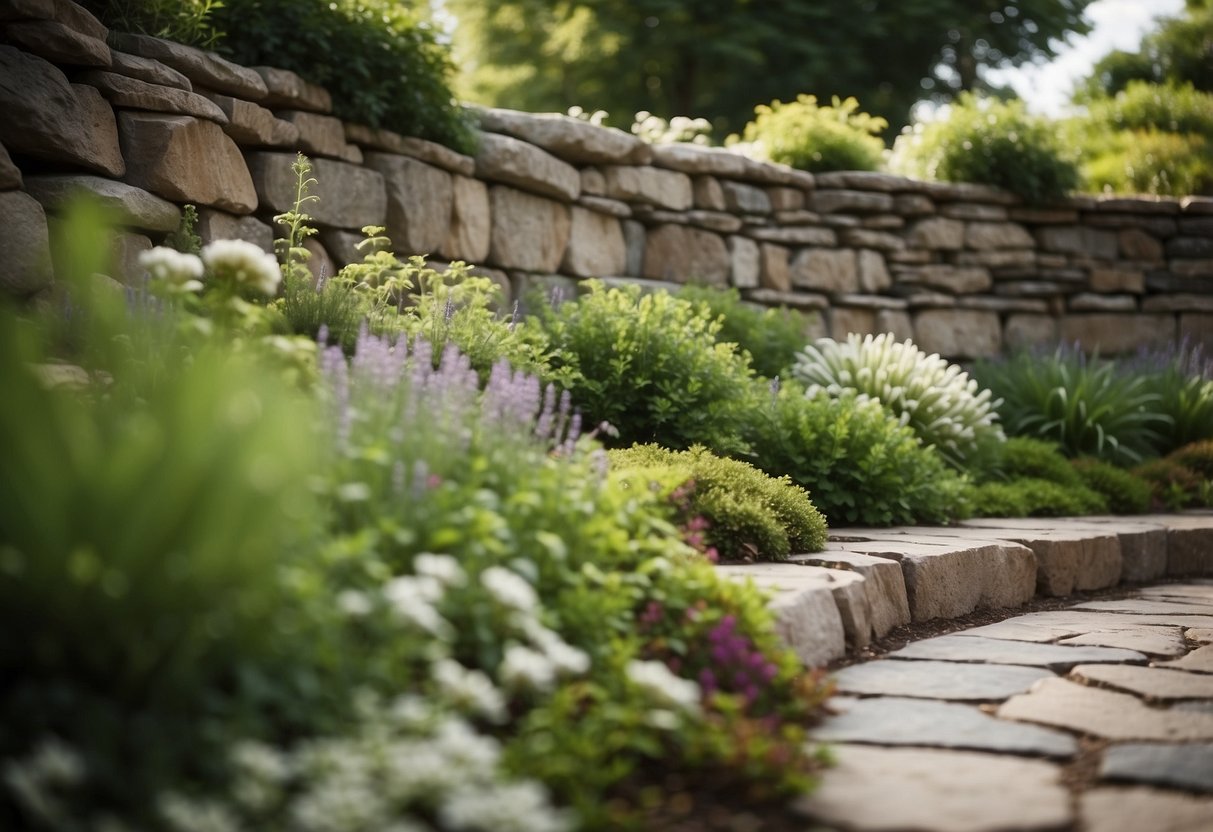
[107,33,267,100]
[248,153,385,230]
[203,92,298,148]
[0,47,124,177]
[1036,225,1119,258]
[748,226,837,246]
[1072,663,1213,699]
[650,143,748,177]
[1090,268,1146,293]
[601,166,693,211]
[810,190,894,214]
[965,221,1034,249]
[1140,583,1213,602]
[914,309,1001,359]
[196,208,273,253]
[477,107,648,165]
[1075,598,1213,616]
[814,696,1077,757]
[1060,314,1177,354]
[26,174,180,232]
[1158,644,1213,674]
[4,19,110,66]
[344,124,475,176]
[362,153,453,256]
[1082,787,1213,832]
[1154,516,1213,577]
[642,223,729,285]
[789,248,857,293]
[108,50,191,90]
[1100,744,1213,794]
[722,563,871,650]
[720,180,771,214]
[475,132,579,202]
[794,745,1071,832]
[439,175,490,264]
[755,243,790,292]
[896,265,991,294]
[892,634,1146,670]
[277,111,348,158]
[692,176,726,211]
[561,206,626,277]
[718,565,846,666]
[831,306,877,338]
[488,186,571,273]
[795,551,910,637]
[118,113,256,214]
[832,659,1056,701]
[80,70,225,122]
[1005,313,1059,348]
[0,190,51,296]
[727,235,759,289]
[0,142,21,190]
[960,523,1123,596]
[999,677,1213,740]
[957,611,1190,656]
[857,249,891,293]
[909,216,965,250]
[251,66,331,113]
[1189,627,1213,644]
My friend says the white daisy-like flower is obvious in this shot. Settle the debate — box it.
[625,659,701,713]
[431,659,507,722]
[439,781,571,832]
[201,239,282,296]
[498,644,556,692]
[479,566,538,613]
[520,618,590,676]
[383,575,450,637]
[138,246,204,291]
[414,553,467,588]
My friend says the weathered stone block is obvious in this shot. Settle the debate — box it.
[642,223,729,285]
[1089,268,1145,293]
[3,19,110,66]
[488,186,570,272]
[602,165,692,210]
[790,248,858,293]
[82,70,226,122]
[966,221,1034,250]
[108,50,192,90]
[475,132,579,201]
[1167,236,1213,258]
[692,175,726,211]
[0,190,51,296]
[196,208,273,253]
[841,228,904,250]
[727,235,760,289]
[119,113,256,214]
[759,243,791,292]
[477,106,649,165]
[201,92,298,147]
[277,111,347,158]
[344,124,475,176]
[748,226,837,246]
[830,306,877,339]
[721,180,771,214]
[248,153,386,230]
[107,32,267,100]
[908,216,965,250]
[252,65,331,113]
[26,174,180,232]
[914,309,1001,358]
[896,265,991,294]
[440,175,490,264]
[562,206,626,277]
[810,189,894,214]
[1037,225,1118,259]
[1119,228,1164,261]
[717,564,847,666]
[0,142,20,190]
[876,309,915,341]
[941,202,1009,221]
[363,153,453,255]
[857,249,891,293]
[1059,314,1176,354]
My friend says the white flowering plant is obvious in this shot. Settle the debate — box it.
[793,333,1005,470]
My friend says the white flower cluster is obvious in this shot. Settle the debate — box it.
[2,738,86,827]
[159,793,241,832]
[201,239,282,297]
[383,573,452,638]
[415,552,467,588]
[138,246,204,292]
[480,565,538,612]
[625,659,702,713]
[432,658,507,723]
[440,781,571,832]
[631,111,713,146]
[793,332,1005,468]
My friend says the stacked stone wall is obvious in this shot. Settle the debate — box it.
[2,0,1212,357]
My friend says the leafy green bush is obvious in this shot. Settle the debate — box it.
[738,95,887,173]
[969,478,1107,518]
[793,333,1005,470]
[1133,458,1206,511]
[1071,458,1153,514]
[744,383,970,526]
[973,347,1170,466]
[677,285,812,379]
[993,437,1084,486]
[891,93,1079,203]
[1138,342,1213,454]
[89,1,476,152]
[607,444,828,562]
[1169,439,1213,480]
[536,282,757,455]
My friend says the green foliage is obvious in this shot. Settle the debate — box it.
[82,0,224,48]
[793,333,1005,470]
[536,282,757,455]
[744,383,970,526]
[891,93,1080,203]
[973,347,1171,466]
[969,477,1107,517]
[213,0,474,152]
[162,204,202,256]
[1169,439,1213,480]
[1071,458,1153,514]
[677,285,812,379]
[993,436,1084,487]
[739,95,887,172]
[1080,3,1213,97]
[607,444,828,562]
[1133,458,1207,511]
[1141,344,1213,453]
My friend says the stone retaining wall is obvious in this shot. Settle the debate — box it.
[2,0,1212,356]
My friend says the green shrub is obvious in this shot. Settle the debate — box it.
[536,282,757,455]
[994,437,1084,487]
[973,346,1170,466]
[793,333,1005,470]
[1139,343,1213,454]
[1080,128,1213,196]
[1133,458,1206,510]
[970,478,1107,518]
[744,383,970,526]
[1169,439,1213,479]
[891,93,1079,203]
[677,285,812,379]
[82,0,223,47]
[1071,458,1153,514]
[608,444,828,562]
[738,95,887,173]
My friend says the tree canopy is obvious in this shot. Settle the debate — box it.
[1078,0,1212,99]
[447,0,1095,136]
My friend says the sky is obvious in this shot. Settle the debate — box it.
[987,0,1186,116]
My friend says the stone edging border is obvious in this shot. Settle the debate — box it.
[719,512,1213,666]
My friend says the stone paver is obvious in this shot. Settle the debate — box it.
[889,634,1146,670]
[1188,627,1213,644]
[1100,743,1213,793]
[1081,787,1213,832]
[1072,663,1213,699]
[793,550,911,637]
[1140,582,1213,602]
[794,745,1072,832]
[718,564,846,667]
[1074,598,1213,616]
[1157,643,1213,674]
[998,677,1213,740]
[814,696,1077,757]
[832,659,1056,701]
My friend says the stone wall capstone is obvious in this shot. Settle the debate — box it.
[1,0,1211,357]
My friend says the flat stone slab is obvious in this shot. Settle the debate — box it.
[1072,663,1213,699]
[718,564,846,668]
[958,521,1123,596]
[1081,786,1213,832]
[1101,743,1213,793]
[794,745,1072,832]
[1074,598,1213,616]
[1139,582,1213,602]
[958,610,1208,650]
[889,634,1146,670]
[1188,627,1213,644]
[814,696,1077,758]
[832,659,1056,701]
[792,550,911,637]
[719,563,869,653]
[1157,644,1213,674]
[998,677,1213,740]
